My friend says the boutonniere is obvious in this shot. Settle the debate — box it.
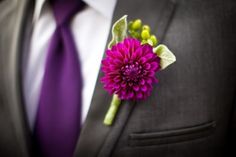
[101,15,176,126]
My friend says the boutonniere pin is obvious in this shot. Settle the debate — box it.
[101,15,176,126]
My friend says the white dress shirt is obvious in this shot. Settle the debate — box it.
[23,0,117,130]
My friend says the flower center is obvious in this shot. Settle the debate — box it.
[121,61,143,82]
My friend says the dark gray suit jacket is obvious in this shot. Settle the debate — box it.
[0,0,236,156]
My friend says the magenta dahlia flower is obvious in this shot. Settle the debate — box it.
[101,38,160,100]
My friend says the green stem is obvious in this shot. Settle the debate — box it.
[103,94,121,126]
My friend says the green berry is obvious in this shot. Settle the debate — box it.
[141,30,150,39]
[150,35,158,46]
[129,30,140,39]
[128,21,133,29]
[141,40,148,45]
[133,32,140,39]
[132,19,142,30]
[142,25,151,32]
[147,39,154,46]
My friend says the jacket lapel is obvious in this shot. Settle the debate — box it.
[0,0,34,156]
[74,0,176,156]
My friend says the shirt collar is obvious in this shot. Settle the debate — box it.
[85,0,117,19]
[33,0,117,22]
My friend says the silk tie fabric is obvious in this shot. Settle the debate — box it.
[34,0,84,157]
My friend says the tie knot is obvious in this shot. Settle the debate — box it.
[50,0,85,25]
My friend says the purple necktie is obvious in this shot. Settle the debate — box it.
[34,0,84,157]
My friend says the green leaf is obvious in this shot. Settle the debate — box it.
[108,15,128,49]
[154,44,176,70]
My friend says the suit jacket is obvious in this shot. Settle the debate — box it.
[0,0,236,156]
